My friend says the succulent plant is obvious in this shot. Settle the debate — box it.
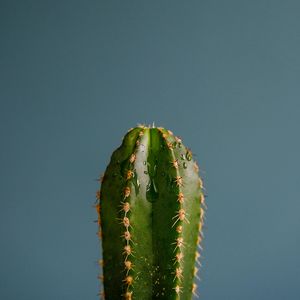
[95,124,206,299]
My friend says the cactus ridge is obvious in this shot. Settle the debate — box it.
[95,124,206,299]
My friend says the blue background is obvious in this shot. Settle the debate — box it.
[1,1,300,299]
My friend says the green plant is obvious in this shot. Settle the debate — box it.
[95,124,206,299]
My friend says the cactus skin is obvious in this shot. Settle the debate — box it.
[95,125,206,300]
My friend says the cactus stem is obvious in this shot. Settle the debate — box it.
[98,126,206,299]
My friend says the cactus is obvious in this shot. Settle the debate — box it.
[95,124,206,299]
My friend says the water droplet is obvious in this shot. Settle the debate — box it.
[132,170,140,195]
[144,171,148,174]
[143,161,147,165]
[186,151,192,161]
[146,178,159,203]
[183,162,187,169]
[180,154,185,160]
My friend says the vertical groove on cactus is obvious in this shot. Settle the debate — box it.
[95,124,206,299]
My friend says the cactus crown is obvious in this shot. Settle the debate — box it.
[95,124,206,299]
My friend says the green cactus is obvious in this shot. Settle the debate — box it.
[95,124,206,300]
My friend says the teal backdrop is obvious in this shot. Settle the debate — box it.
[1,1,300,299]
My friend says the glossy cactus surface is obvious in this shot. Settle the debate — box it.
[95,125,206,299]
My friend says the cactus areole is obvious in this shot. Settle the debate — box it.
[95,124,206,300]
